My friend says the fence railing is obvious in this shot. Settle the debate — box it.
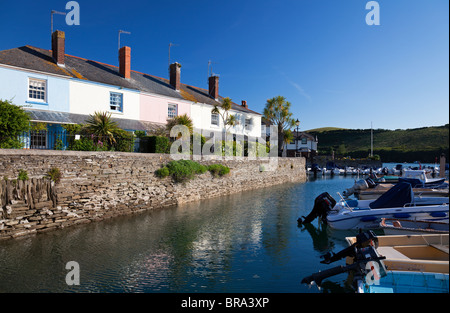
[17,130,138,152]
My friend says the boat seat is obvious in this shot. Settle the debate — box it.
[377,247,410,260]
[430,244,449,254]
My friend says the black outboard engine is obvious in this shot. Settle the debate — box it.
[298,192,337,225]
[301,230,387,288]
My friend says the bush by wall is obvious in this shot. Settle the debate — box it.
[141,136,170,154]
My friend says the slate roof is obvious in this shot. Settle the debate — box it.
[24,108,165,132]
[0,45,260,116]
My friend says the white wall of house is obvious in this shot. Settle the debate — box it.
[69,79,140,120]
[191,102,262,138]
[286,138,318,152]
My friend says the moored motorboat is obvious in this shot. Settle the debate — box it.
[345,233,449,274]
[380,218,449,235]
[356,270,449,293]
[299,182,449,230]
[399,169,447,189]
[301,231,449,292]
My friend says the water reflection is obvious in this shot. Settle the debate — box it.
[0,176,359,293]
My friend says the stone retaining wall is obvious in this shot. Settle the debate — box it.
[0,150,306,240]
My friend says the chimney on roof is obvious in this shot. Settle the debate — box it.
[119,46,131,79]
[51,30,65,66]
[241,100,248,109]
[208,75,219,100]
[169,62,181,91]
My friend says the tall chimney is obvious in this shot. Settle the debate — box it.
[51,30,65,66]
[241,100,248,109]
[208,75,219,100]
[169,62,181,91]
[119,46,131,79]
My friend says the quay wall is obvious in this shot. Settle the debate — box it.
[0,150,306,240]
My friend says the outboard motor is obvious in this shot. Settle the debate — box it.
[298,192,336,225]
[342,179,369,197]
[301,230,387,288]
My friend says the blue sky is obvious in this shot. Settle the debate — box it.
[1,0,448,131]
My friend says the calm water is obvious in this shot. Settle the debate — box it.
[0,175,374,293]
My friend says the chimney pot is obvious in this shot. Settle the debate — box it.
[51,30,65,66]
[119,46,131,79]
[241,100,248,108]
[208,76,219,100]
[169,62,181,90]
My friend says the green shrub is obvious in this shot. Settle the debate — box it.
[113,129,135,152]
[161,160,207,183]
[18,169,29,181]
[208,164,230,177]
[69,137,96,151]
[155,166,170,178]
[0,99,31,149]
[46,167,62,183]
[141,136,170,154]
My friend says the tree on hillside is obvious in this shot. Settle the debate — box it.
[0,99,30,149]
[263,96,296,156]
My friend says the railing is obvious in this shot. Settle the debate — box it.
[17,130,137,152]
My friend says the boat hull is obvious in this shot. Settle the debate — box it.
[326,204,449,230]
[357,271,449,293]
[380,218,449,235]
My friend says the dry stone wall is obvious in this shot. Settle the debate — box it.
[0,149,306,240]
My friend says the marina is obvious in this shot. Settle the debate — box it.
[0,163,448,293]
[301,163,449,293]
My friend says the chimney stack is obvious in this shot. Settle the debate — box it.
[169,62,181,91]
[241,100,248,109]
[51,30,65,66]
[208,75,219,100]
[119,46,131,79]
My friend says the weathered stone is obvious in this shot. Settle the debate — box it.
[0,150,306,240]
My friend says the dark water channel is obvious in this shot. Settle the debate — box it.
[0,175,361,293]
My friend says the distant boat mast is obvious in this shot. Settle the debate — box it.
[370,121,373,157]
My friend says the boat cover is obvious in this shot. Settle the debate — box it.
[398,177,447,189]
[369,182,414,209]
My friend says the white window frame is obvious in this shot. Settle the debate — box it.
[168,103,178,119]
[244,118,253,131]
[211,113,220,126]
[28,78,47,102]
[110,92,123,113]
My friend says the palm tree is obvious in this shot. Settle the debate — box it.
[212,97,236,133]
[166,113,194,138]
[282,129,294,156]
[263,96,296,156]
[84,111,120,145]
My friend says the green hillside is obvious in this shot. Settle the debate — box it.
[308,124,449,163]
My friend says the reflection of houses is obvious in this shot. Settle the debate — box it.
[0,30,260,150]
[286,131,318,159]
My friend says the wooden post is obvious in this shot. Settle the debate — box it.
[439,153,446,178]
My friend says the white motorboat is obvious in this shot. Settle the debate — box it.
[399,169,447,188]
[299,183,449,230]
[327,183,449,230]
[380,218,449,235]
